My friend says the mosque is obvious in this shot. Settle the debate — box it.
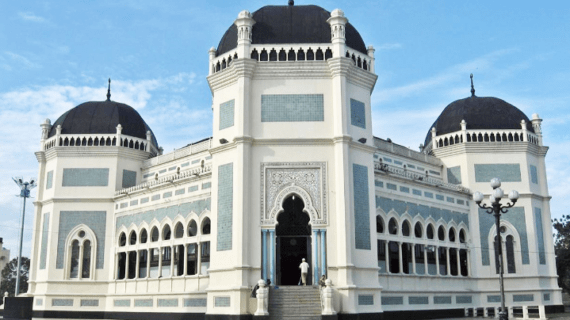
[26,1,561,319]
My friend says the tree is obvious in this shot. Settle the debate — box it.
[0,257,30,301]
[553,215,570,292]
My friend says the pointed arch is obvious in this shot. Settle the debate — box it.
[269,185,319,224]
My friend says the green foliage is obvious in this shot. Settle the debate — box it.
[0,257,30,301]
[553,215,570,292]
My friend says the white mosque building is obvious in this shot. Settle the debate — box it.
[25,2,561,319]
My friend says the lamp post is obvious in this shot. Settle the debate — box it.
[12,177,36,296]
[473,178,519,320]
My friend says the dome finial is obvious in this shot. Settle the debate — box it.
[106,78,111,101]
[470,73,475,97]
[288,0,294,5]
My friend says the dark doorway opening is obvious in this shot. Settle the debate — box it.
[276,195,311,285]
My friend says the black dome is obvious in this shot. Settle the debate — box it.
[48,100,158,147]
[425,96,534,146]
[216,5,367,56]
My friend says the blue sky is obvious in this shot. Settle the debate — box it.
[0,0,569,257]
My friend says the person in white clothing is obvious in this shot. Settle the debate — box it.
[299,258,310,286]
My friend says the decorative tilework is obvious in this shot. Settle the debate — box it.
[530,165,538,184]
[188,185,199,192]
[219,99,235,130]
[46,170,53,189]
[409,296,428,305]
[175,188,185,196]
[140,197,149,204]
[447,166,462,184]
[62,168,109,187]
[158,299,178,307]
[151,194,160,201]
[544,294,550,301]
[353,164,371,250]
[436,195,444,201]
[168,166,176,171]
[381,297,403,305]
[114,299,130,307]
[57,211,106,269]
[143,172,155,179]
[487,295,501,303]
[408,164,416,169]
[217,163,233,251]
[163,191,172,198]
[202,182,211,189]
[457,199,465,205]
[400,186,409,193]
[387,183,397,191]
[394,160,403,165]
[120,202,128,209]
[475,164,522,182]
[116,198,211,230]
[159,169,167,174]
[383,157,392,163]
[350,99,366,128]
[375,180,383,187]
[535,208,546,264]
[434,296,451,304]
[424,192,433,198]
[192,159,201,164]
[261,94,324,122]
[40,212,49,269]
[417,166,425,171]
[479,207,528,265]
[456,296,472,304]
[130,199,138,206]
[81,299,99,307]
[513,294,533,302]
[358,295,374,305]
[185,298,207,307]
[122,170,137,188]
[429,170,440,176]
[52,299,73,306]
[446,197,454,203]
[214,296,230,307]
[412,189,422,196]
[181,162,190,167]
[36,298,43,306]
[135,299,153,307]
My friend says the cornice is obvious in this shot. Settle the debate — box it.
[39,198,115,205]
[35,151,46,163]
[207,59,257,93]
[114,173,211,200]
[432,142,549,158]
[252,138,333,146]
[349,140,377,153]
[44,146,151,161]
[332,135,352,144]
[252,61,331,80]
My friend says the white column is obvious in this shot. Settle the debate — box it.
[158,247,163,277]
[398,242,403,274]
[435,246,440,275]
[456,248,460,276]
[411,244,416,274]
[78,244,84,279]
[312,229,318,284]
[386,241,391,274]
[446,247,450,276]
[183,245,188,276]
[135,250,140,278]
[269,230,275,284]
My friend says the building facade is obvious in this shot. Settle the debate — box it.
[27,2,561,319]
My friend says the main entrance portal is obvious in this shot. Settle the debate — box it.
[276,195,311,285]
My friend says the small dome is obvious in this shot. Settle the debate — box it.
[48,100,158,147]
[216,5,367,57]
[425,96,534,146]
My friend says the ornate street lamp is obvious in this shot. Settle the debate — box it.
[473,178,519,320]
[12,177,36,296]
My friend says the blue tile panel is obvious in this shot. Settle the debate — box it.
[544,294,550,301]
[114,299,131,307]
[513,294,533,302]
[474,164,522,182]
[487,295,501,303]
[122,170,137,188]
[120,202,128,209]
[158,299,178,307]
[535,208,546,264]
[217,163,233,251]
[116,198,211,230]
[80,299,99,307]
[408,164,416,169]
[163,191,172,198]
[394,160,403,165]
[409,296,428,305]
[436,194,444,201]
[434,296,452,304]
[429,170,440,176]
[412,189,422,196]
[40,212,49,269]
[52,299,73,306]
[381,297,403,305]
[358,295,374,305]
[447,166,462,184]
[181,162,190,167]
[130,199,138,206]
[214,296,231,307]
[350,99,366,128]
[151,194,160,201]
[456,296,472,304]
[168,166,176,171]
[175,188,185,195]
[387,183,397,191]
[135,299,153,307]
[192,159,201,164]
[141,197,149,204]
[202,182,211,189]
[46,170,53,189]
[36,298,43,306]
[457,200,465,205]
[353,164,371,250]
[424,192,433,198]
[446,197,454,203]
[57,211,106,269]
[185,298,207,307]
[479,207,528,265]
[261,94,324,122]
[383,157,392,163]
[62,168,109,186]
[219,99,235,130]
[375,180,383,187]
[530,165,538,184]
[375,196,469,228]
[188,185,199,192]
[400,186,409,193]
[143,172,155,178]
[206,156,212,160]
[159,169,167,174]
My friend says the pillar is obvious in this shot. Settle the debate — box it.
[313,229,319,284]
[386,241,390,274]
[456,248,460,276]
[262,230,268,281]
[269,229,275,285]
[398,242,403,274]
[320,229,326,276]
[446,247,450,276]
[435,246,440,275]
[411,244,416,274]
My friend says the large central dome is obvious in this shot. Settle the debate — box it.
[216,4,367,57]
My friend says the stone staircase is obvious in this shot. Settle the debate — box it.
[268,286,322,320]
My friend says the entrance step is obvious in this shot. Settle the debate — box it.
[268,286,322,320]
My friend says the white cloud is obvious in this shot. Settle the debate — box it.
[4,51,40,69]
[18,12,47,23]
[377,43,402,51]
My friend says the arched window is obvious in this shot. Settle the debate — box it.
[427,224,435,239]
[151,227,159,242]
[119,232,126,246]
[202,217,211,235]
[188,220,198,237]
[174,222,184,238]
[129,231,137,245]
[506,235,516,273]
[459,229,466,243]
[140,229,148,244]
[414,222,423,238]
[402,220,411,236]
[438,226,446,241]
[376,216,384,233]
[388,218,398,235]
[163,225,171,240]
[66,226,96,280]
[448,228,456,242]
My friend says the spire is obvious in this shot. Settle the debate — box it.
[106,78,111,101]
[470,73,475,97]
